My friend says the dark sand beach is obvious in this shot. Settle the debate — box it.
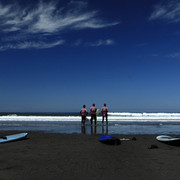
[0,131,180,180]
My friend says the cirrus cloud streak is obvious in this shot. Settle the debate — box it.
[149,0,180,23]
[0,0,120,50]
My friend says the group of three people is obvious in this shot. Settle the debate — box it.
[80,104,108,126]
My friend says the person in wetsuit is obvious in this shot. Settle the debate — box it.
[101,104,108,125]
[80,105,88,126]
[90,104,97,126]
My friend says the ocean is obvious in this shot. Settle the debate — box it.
[0,112,180,135]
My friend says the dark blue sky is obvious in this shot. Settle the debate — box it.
[0,0,180,112]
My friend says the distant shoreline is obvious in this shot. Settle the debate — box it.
[1,111,180,116]
[0,112,81,116]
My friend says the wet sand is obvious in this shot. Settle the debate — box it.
[0,131,180,180]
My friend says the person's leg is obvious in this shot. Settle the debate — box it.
[81,116,83,126]
[106,115,108,125]
[102,115,105,124]
[82,116,86,125]
[94,115,97,126]
[90,115,93,126]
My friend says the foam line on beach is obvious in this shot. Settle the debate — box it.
[108,112,180,116]
[0,115,180,122]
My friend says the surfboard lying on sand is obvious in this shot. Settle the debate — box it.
[99,135,121,145]
[0,133,28,144]
[156,135,180,146]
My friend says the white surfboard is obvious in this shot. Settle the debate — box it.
[96,109,100,115]
[0,133,28,144]
[156,135,180,142]
[156,135,180,145]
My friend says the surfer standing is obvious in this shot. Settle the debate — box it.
[80,105,88,126]
[90,104,97,126]
[101,104,108,125]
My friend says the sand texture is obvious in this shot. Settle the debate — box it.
[0,132,180,180]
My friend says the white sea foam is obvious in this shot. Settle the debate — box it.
[0,112,180,122]
[0,116,79,122]
[108,112,180,117]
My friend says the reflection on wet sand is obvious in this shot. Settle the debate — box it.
[81,125,86,134]
[102,124,108,135]
[81,124,108,135]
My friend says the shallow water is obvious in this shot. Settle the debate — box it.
[1,112,180,134]
[0,120,180,135]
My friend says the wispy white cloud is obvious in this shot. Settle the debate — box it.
[167,52,180,58]
[0,40,65,51]
[87,39,115,47]
[0,0,120,50]
[73,19,120,29]
[73,39,83,46]
[149,0,180,23]
[73,39,115,47]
